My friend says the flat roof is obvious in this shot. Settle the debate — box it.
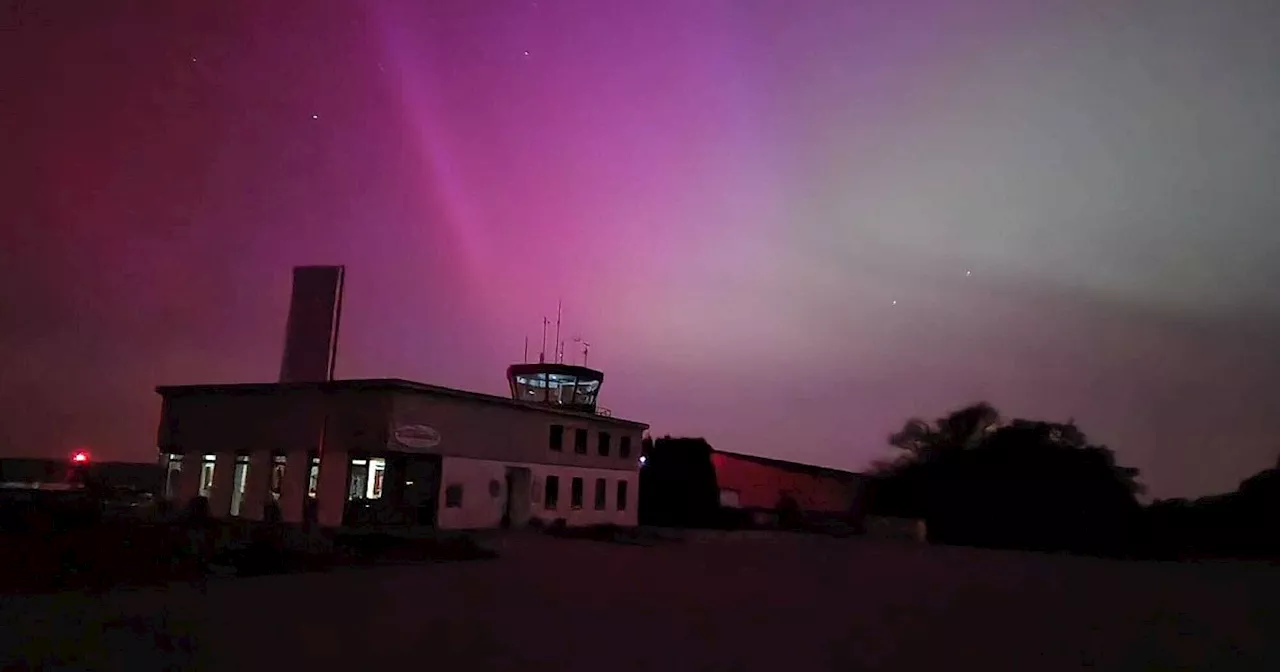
[712,449,863,482]
[155,378,649,430]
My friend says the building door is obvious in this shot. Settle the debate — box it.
[399,454,441,526]
[503,467,532,527]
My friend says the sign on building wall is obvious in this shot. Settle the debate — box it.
[393,424,442,452]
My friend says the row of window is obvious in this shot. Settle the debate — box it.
[165,453,322,517]
[169,453,631,518]
[548,425,634,458]
[542,475,628,512]
[440,474,629,513]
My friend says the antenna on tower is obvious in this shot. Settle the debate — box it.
[554,299,563,364]
[523,336,529,364]
[539,316,550,364]
[573,336,591,367]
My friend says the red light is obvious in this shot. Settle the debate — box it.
[71,451,89,463]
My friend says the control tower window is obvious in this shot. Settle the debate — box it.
[598,432,612,457]
[549,424,564,451]
[507,364,603,411]
[574,428,588,454]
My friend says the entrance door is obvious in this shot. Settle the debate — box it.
[400,454,441,526]
[503,467,532,527]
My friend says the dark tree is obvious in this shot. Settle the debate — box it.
[880,402,1001,469]
[1143,460,1280,559]
[870,405,1145,555]
[638,436,721,528]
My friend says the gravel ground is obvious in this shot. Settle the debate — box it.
[2,533,1278,671]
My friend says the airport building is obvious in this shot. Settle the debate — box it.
[154,266,648,529]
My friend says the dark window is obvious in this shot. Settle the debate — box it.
[619,436,632,459]
[594,478,606,510]
[544,475,559,510]
[549,425,564,451]
[597,432,611,456]
[571,477,584,509]
[574,428,588,454]
[617,480,629,511]
[445,484,463,508]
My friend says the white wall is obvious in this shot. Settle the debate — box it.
[393,392,645,472]
[437,456,638,530]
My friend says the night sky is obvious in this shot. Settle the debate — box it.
[4,1,1279,499]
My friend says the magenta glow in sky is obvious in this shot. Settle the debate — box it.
[3,0,1280,498]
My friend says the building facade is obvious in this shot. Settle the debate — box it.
[711,449,861,514]
[155,377,647,529]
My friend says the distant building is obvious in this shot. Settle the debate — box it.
[711,450,862,515]
[638,437,863,528]
[155,367,647,529]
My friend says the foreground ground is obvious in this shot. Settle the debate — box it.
[2,533,1278,670]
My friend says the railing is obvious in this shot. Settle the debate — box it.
[596,407,612,417]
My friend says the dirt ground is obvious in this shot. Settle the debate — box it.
[2,533,1278,671]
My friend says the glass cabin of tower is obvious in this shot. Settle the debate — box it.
[506,363,604,413]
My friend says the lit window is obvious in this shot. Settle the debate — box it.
[544,475,559,510]
[348,458,368,501]
[619,436,632,459]
[163,454,183,499]
[574,429,587,454]
[445,484,463,508]
[598,432,611,457]
[199,455,216,498]
[594,478,606,510]
[230,455,250,516]
[269,454,286,501]
[549,425,564,451]
[306,456,320,499]
[571,477,583,509]
[616,480,628,511]
[367,458,385,499]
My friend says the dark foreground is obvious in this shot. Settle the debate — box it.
[2,533,1278,671]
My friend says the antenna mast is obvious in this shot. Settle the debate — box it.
[554,299,563,364]
[540,317,549,363]
[523,336,529,364]
[573,336,591,367]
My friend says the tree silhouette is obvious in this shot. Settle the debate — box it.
[880,402,1000,469]
[638,436,721,528]
[870,404,1145,555]
[1144,459,1280,559]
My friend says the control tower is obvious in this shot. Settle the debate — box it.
[506,363,605,415]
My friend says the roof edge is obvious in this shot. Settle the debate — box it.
[155,378,649,429]
[712,449,863,480]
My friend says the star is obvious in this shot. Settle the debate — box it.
[190,56,197,63]
[891,300,897,306]
[311,114,319,120]
[965,270,971,277]
[522,50,530,58]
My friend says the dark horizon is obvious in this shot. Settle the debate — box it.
[3,0,1280,499]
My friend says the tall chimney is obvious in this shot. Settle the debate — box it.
[279,265,345,382]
